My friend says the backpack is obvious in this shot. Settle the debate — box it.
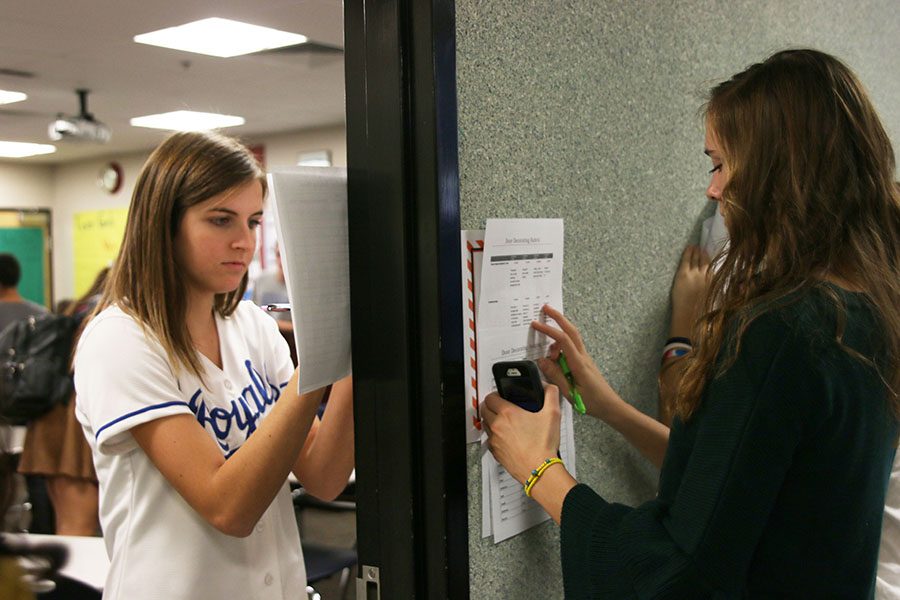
[0,312,78,425]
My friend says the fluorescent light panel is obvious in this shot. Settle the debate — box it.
[134,17,308,58]
[0,90,27,105]
[0,141,56,158]
[130,110,245,131]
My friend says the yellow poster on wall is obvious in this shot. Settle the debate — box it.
[73,208,128,297]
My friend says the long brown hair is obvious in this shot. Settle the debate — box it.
[98,131,266,380]
[677,49,900,420]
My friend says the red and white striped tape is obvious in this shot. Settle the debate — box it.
[465,238,484,431]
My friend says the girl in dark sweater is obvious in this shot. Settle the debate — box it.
[482,49,900,599]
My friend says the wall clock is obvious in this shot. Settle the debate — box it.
[97,161,123,194]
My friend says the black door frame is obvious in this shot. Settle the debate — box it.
[344,1,469,598]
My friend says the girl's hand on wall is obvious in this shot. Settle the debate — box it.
[670,245,710,339]
[481,385,561,485]
[531,305,619,420]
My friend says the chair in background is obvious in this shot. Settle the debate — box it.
[37,575,102,600]
[293,484,357,600]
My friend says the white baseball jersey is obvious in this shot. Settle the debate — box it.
[877,452,900,599]
[74,301,305,600]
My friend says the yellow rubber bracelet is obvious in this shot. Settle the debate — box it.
[524,457,563,497]
[525,458,563,496]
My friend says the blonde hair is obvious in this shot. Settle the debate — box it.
[677,49,900,421]
[99,131,266,380]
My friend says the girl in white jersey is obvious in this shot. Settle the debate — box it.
[73,131,354,600]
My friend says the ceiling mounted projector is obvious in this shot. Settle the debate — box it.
[48,89,111,143]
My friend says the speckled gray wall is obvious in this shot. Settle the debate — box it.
[456,1,899,597]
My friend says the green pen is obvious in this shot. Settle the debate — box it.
[558,352,586,414]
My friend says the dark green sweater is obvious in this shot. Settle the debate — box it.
[561,286,897,599]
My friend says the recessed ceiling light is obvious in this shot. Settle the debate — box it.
[0,141,56,158]
[134,17,308,58]
[130,110,245,131]
[0,90,27,105]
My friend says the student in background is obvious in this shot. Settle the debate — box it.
[0,254,46,333]
[251,242,296,365]
[1,428,66,599]
[74,131,354,600]
[252,241,291,331]
[0,434,36,600]
[0,253,54,534]
[18,267,110,536]
[482,49,900,597]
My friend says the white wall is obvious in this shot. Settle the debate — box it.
[0,125,346,300]
[259,124,346,168]
[249,124,347,275]
[51,152,148,301]
[0,163,54,208]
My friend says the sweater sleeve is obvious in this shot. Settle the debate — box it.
[560,314,823,598]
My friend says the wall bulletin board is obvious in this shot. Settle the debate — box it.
[0,226,46,305]
[73,208,127,297]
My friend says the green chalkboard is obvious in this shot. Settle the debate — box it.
[0,227,46,306]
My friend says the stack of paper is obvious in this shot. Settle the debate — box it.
[267,167,352,393]
[471,218,577,543]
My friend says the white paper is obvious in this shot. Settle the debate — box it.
[700,208,729,261]
[481,444,493,538]
[475,218,577,543]
[268,167,352,393]
[488,402,577,543]
[476,219,564,388]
